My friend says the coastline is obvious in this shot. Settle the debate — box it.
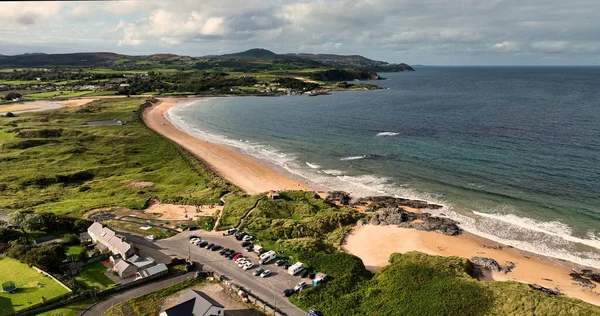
[144,98,311,194]
[145,97,600,306]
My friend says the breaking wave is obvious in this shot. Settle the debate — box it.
[377,131,400,136]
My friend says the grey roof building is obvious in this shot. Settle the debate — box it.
[88,222,135,258]
[136,263,168,280]
[113,259,137,278]
[159,289,224,316]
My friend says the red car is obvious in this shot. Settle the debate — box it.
[232,253,243,261]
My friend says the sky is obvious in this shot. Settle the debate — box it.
[1,0,599,65]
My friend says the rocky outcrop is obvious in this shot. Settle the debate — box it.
[529,284,561,296]
[369,207,461,236]
[581,269,600,283]
[325,191,351,205]
[570,271,597,290]
[354,196,443,211]
[471,257,501,272]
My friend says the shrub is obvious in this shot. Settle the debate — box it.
[62,233,80,245]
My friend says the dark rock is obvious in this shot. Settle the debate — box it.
[504,261,516,274]
[325,191,351,205]
[480,244,503,250]
[353,196,443,211]
[471,257,501,272]
[368,207,461,236]
[580,270,600,283]
[569,272,597,289]
[529,284,561,295]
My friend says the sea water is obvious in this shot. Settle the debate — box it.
[167,67,600,268]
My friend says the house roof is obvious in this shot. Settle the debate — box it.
[128,255,154,268]
[138,263,167,278]
[182,289,224,315]
[114,259,134,274]
[88,222,133,256]
[162,297,196,316]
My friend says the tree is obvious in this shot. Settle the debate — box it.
[0,220,7,227]
[62,233,79,245]
[4,112,15,117]
[4,92,22,101]
[73,219,92,232]
[9,211,32,233]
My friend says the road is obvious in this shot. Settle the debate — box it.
[153,230,307,316]
[79,273,195,315]
[0,212,8,222]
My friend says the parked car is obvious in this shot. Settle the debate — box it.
[205,243,214,249]
[232,253,243,261]
[283,263,291,269]
[243,261,254,270]
[219,248,230,255]
[241,241,252,247]
[294,281,307,292]
[253,268,264,276]
[235,232,247,241]
[188,235,201,240]
[189,238,200,244]
[242,235,253,241]
[199,241,208,247]
[308,273,316,279]
[227,252,237,259]
[260,270,272,278]
[274,259,285,266]
[282,289,295,297]
[299,269,309,278]
[187,226,199,231]
[308,309,323,316]
[211,245,222,251]
[245,245,254,252]
[223,228,237,236]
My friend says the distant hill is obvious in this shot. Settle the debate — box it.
[0,49,413,72]
[286,53,414,72]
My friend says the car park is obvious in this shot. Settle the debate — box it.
[282,289,295,297]
[260,270,272,278]
[274,259,285,266]
[253,268,264,276]
[241,241,252,247]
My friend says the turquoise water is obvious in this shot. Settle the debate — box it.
[168,67,600,267]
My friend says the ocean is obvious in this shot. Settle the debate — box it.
[167,67,600,268]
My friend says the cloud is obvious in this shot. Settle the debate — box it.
[1,0,600,65]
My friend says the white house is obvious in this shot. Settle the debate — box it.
[87,222,135,258]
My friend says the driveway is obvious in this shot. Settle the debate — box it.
[153,230,308,316]
[79,273,195,315]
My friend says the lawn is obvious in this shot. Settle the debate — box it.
[65,245,83,257]
[37,299,91,316]
[0,257,71,315]
[75,262,114,290]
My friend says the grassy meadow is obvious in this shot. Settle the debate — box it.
[75,262,114,290]
[0,257,71,315]
[0,97,236,217]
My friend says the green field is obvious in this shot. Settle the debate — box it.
[64,245,83,262]
[22,90,94,100]
[0,97,236,216]
[0,80,48,85]
[37,299,91,316]
[0,257,71,315]
[75,262,114,289]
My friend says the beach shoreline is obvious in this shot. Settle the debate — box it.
[146,97,600,306]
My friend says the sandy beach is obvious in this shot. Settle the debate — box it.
[0,99,96,114]
[343,225,600,306]
[144,98,311,194]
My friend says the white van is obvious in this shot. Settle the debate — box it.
[259,250,276,264]
[288,262,304,275]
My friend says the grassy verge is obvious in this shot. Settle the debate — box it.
[102,277,203,316]
[0,257,71,315]
[75,262,115,290]
[0,97,236,216]
[37,299,92,316]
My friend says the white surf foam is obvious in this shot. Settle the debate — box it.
[306,162,321,169]
[377,131,400,136]
[340,156,366,161]
[166,100,600,269]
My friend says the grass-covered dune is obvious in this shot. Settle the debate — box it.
[0,98,236,216]
[292,252,600,316]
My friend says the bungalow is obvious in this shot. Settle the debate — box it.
[87,222,136,258]
[136,263,168,280]
[268,190,280,200]
[160,289,224,316]
[114,259,137,278]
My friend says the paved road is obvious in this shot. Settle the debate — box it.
[0,212,9,222]
[79,273,195,315]
[154,230,307,316]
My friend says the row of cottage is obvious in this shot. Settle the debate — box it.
[87,222,167,279]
